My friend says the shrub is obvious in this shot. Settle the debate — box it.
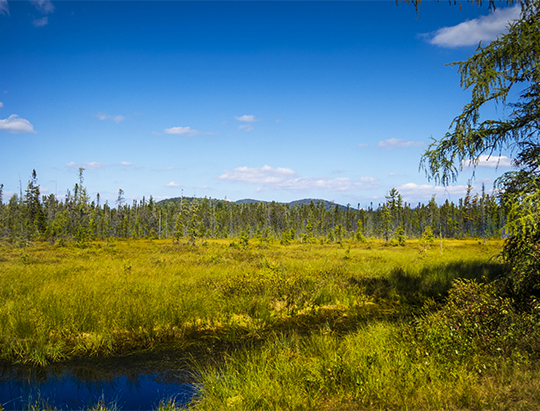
[417,278,540,363]
[395,226,406,246]
[502,233,540,304]
[422,226,435,243]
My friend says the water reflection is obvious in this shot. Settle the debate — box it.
[0,359,197,410]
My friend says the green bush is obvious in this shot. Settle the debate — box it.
[422,226,435,243]
[395,226,406,246]
[417,279,540,363]
[502,233,540,303]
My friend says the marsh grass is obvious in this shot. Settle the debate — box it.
[0,238,503,364]
[193,323,540,411]
[3,237,535,410]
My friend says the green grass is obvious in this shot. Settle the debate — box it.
[193,323,540,410]
[3,237,538,410]
[0,238,503,363]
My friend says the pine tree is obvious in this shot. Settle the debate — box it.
[24,170,46,238]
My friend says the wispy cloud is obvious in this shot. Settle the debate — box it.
[0,102,4,108]
[276,176,378,192]
[33,17,48,27]
[239,124,254,132]
[97,113,125,123]
[163,126,201,137]
[166,181,181,188]
[425,5,520,48]
[377,138,424,150]
[462,154,514,169]
[235,115,260,123]
[219,165,378,192]
[66,161,104,170]
[30,0,54,14]
[396,182,469,199]
[0,115,36,134]
[220,165,296,184]
[66,161,142,170]
[0,0,9,15]
[236,114,260,132]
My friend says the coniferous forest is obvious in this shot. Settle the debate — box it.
[0,169,507,246]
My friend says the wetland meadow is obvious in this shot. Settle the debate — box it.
[2,237,540,410]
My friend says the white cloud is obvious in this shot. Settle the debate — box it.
[0,102,3,108]
[462,154,514,168]
[0,0,9,15]
[220,165,297,184]
[66,161,104,170]
[97,113,125,123]
[235,115,260,123]
[239,124,254,132]
[30,0,54,14]
[396,183,469,199]
[33,17,48,27]
[0,114,36,134]
[84,161,104,169]
[166,181,181,188]
[218,165,378,192]
[377,138,424,150]
[426,5,520,48]
[235,115,260,131]
[163,126,201,137]
[357,143,369,148]
[276,176,378,192]
[66,161,142,170]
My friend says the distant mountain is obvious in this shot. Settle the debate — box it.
[235,198,350,211]
[158,196,348,211]
[289,198,349,211]
[235,198,268,205]
[157,196,198,206]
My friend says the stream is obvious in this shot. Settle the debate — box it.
[0,351,198,410]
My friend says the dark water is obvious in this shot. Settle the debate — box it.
[0,353,198,410]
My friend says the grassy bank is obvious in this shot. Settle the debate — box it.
[4,237,538,410]
[194,324,540,410]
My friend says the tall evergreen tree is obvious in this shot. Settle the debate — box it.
[24,170,46,237]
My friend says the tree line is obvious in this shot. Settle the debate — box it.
[0,169,507,246]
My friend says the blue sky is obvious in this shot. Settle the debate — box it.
[0,0,520,207]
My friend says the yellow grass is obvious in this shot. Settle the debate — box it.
[4,237,534,411]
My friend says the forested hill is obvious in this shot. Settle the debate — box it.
[288,199,348,211]
[159,197,348,211]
